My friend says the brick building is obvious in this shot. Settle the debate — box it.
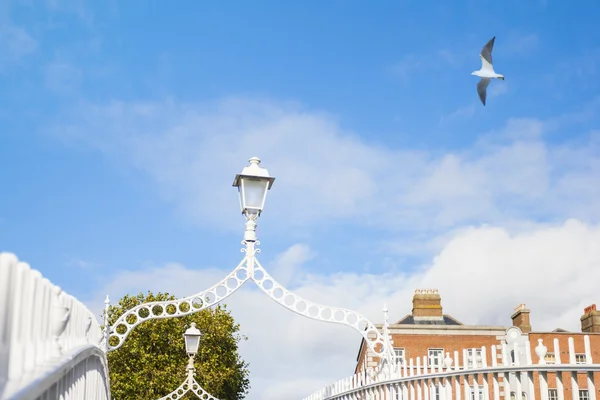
[354,289,600,400]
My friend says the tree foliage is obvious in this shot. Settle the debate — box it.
[104,291,250,400]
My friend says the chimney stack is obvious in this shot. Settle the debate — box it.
[412,289,443,321]
[511,304,531,333]
[581,304,600,333]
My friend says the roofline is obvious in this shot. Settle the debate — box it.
[395,313,465,325]
[381,323,509,331]
[444,314,464,325]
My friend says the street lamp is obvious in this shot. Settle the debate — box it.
[232,157,275,242]
[184,322,201,355]
[232,156,275,217]
[156,324,220,400]
[183,322,201,370]
[105,156,392,375]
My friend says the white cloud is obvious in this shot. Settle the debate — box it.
[44,62,83,93]
[67,258,99,270]
[87,219,600,399]
[488,80,509,98]
[439,103,477,124]
[504,32,539,56]
[49,97,600,239]
[390,54,422,82]
[0,24,37,69]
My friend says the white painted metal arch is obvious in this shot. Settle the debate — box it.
[157,371,220,400]
[105,255,250,351]
[106,238,392,362]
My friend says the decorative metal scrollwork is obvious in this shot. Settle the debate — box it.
[251,258,389,358]
[157,370,221,400]
[105,223,392,363]
[106,257,250,351]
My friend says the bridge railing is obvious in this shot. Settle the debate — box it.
[0,252,110,400]
[303,335,600,400]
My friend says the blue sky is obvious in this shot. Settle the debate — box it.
[2,1,600,398]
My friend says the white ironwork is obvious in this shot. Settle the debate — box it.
[156,360,220,400]
[302,335,600,400]
[184,322,202,355]
[104,157,394,364]
[0,252,109,400]
[157,324,221,400]
[233,156,275,217]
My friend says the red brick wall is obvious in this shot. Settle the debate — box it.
[390,333,503,365]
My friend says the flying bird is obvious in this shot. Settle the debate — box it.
[471,36,505,106]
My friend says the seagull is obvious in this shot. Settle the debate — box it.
[472,36,505,106]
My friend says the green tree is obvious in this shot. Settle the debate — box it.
[104,291,250,400]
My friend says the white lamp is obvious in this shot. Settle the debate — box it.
[183,322,201,356]
[232,157,275,217]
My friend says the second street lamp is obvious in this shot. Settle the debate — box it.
[184,322,201,356]
[183,322,202,370]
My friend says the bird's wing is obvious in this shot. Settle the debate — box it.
[480,55,494,72]
[480,36,495,67]
[477,78,491,105]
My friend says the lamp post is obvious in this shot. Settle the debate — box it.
[232,156,275,243]
[105,156,393,372]
[184,322,202,370]
[157,324,220,400]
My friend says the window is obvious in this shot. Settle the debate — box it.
[467,349,483,368]
[579,390,589,400]
[470,388,484,400]
[394,348,405,366]
[428,348,444,367]
[510,392,517,400]
[545,353,556,364]
[575,354,586,364]
[548,389,558,400]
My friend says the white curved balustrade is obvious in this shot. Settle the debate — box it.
[303,335,600,400]
[0,252,109,400]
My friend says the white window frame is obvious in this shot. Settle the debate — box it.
[467,348,483,368]
[545,353,556,364]
[579,390,589,400]
[548,389,558,400]
[428,348,444,367]
[393,348,405,366]
[575,354,586,364]
[470,387,484,400]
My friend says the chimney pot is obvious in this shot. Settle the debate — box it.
[584,304,597,314]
